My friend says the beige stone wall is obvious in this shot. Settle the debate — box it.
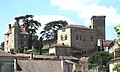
[4,34,13,52]
[4,28,15,52]
[57,27,97,51]
[56,48,71,56]
[57,28,71,46]
[4,25,29,52]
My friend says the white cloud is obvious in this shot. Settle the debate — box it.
[33,15,76,35]
[51,0,100,11]
[33,15,75,25]
[51,0,120,26]
[9,15,75,36]
[78,4,120,26]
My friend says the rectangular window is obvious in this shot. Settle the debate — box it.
[61,34,67,41]
[61,35,63,41]
[76,35,78,40]
[90,35,93,41]
[83,35,86,41]
[7,41,8,45]
[65,34,67,40]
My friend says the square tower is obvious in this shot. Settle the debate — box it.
[91,16,106,39]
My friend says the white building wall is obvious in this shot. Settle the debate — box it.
[57,28,71,47]
[109,42,119,53]
[49,47,56,54]
[109,62,117,72]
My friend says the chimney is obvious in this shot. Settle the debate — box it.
[9,24,11,30]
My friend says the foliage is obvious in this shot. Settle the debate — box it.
[49,53,55,55]
[0,42,4,50]
[114,24,120,39]
[113,62,120,72]
[15,15,41,34]
[24,51,31,54]
[32,36,43,55]
[38,37,43,55]
[18,45,24,53]
[15,14,41,49]
[42,49,49,55]
[10,48,15,54]
[89,51,113,67]
[40,20,68,42]
[74,70,82,72]
[32,35,39,49]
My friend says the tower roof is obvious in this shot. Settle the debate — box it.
[5,22,29,35]
[62,24,94,30]
[91,16,106,20]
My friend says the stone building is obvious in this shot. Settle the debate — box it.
[54,16,106,56]
[0,49,15,72]
[13,54,81,72]
[4,21,29,52]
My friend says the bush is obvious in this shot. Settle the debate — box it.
[74,70,82,72]
[49,53,55,55]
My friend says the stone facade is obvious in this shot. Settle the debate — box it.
[4,21,29,52]
[49,45,71,56]
[57,16,106,54]
[91,16,106,39]
[0,50,15,72]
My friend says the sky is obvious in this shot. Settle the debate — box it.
[0,0,120,43]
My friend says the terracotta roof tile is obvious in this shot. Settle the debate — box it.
[5,29,12,35]
[0,50,13,56]
[103,40,113,47]
[14,53,30,57]
[80,57,89,63]
[51,44,71,48]
[5,22,29,35]
[109,57,120,62]
[17,60,63,72]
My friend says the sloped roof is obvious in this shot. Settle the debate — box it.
[103,40,114,47]
[63,24,94,30]
[17,60,63,72]
[80,57,89,63]
[109,57,120,63]
[14,53,79,60]
[50,44,71,48]
[0,49,13,56]
[5,29,12,35]
[5,22,29,35]
[14,53,30,57]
